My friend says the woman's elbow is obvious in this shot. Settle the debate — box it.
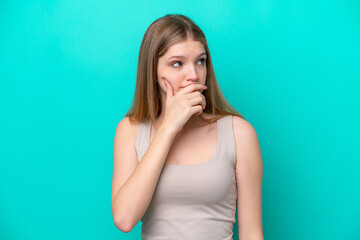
[113,214,134,233]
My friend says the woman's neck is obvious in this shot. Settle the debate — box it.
[153,112,205,132]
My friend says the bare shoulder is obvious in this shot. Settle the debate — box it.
[115,116,140,139]
[231,115,260,148]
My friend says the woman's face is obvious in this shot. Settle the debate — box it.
[156,38,207,96]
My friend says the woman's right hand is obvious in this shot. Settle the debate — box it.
[161,78,207,135]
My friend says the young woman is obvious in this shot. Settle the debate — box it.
[111,14,264,240]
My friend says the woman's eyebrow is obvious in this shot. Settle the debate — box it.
[167,52,206,60]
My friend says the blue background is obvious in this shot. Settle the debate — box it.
[1,1,359,239]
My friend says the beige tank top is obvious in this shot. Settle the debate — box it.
[135,115,237,240]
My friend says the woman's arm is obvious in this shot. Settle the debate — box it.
[233,116,264,240]
[111,117,176,232]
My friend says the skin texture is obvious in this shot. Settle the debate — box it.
[153,37,208,132]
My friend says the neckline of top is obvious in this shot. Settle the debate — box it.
[148,117,222,167]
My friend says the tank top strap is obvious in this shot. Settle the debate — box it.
[135,118,151,162]
[217,115,237,167]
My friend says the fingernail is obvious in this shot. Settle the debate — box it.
[203,86,208,89]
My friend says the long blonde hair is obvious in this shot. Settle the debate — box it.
[125,14,245,124]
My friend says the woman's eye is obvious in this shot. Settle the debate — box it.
[171,61,182,67]
[198,58,206,65]
[171,59,206,68]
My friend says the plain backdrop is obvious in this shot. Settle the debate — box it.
[1,0,359,239]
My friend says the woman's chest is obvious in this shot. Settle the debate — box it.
[151,123,218,165]
[151,160,236,205]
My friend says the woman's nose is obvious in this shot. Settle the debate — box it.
[187,65,199,80]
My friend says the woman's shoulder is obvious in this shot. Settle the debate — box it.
[115,116,142,139]
[231,115,258,144]
[117,116,138,127]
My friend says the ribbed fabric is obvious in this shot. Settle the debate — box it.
[135,115,237,240]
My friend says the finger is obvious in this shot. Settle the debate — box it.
[184,91,206,109]
[163,78,174,101]
[180,83,207,94]
[193,105,203,115]
[188,96,205,110]
[183,91,206,103]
